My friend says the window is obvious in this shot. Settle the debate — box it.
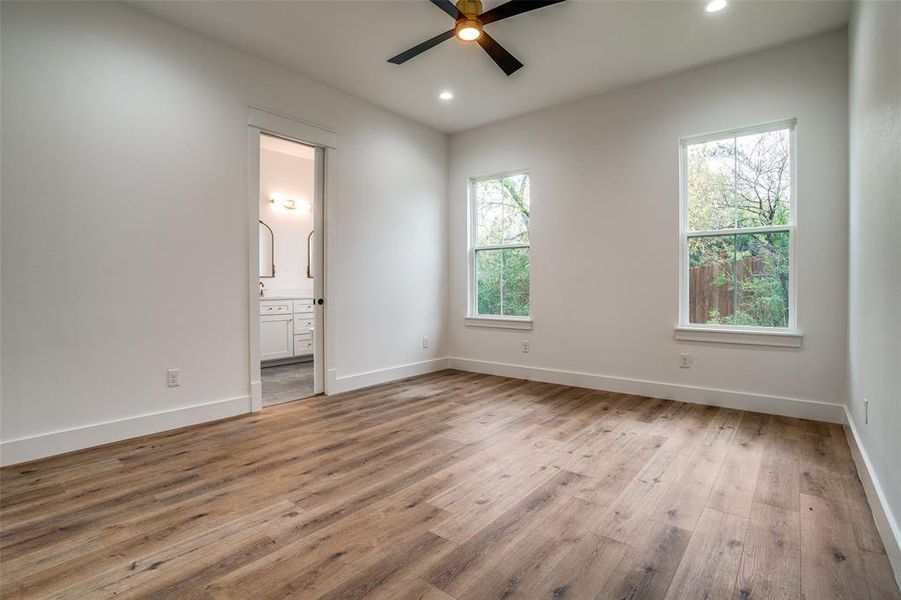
[469,171,531,321]
[679,121,796,334]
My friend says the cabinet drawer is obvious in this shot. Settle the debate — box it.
[260,300,291,315]
[293,300,314,314]
[293,318,314,334]
[293,336,313,356]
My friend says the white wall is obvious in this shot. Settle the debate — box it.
[848,0,901,578]
[259,146,315,296]
[447,31,849,419]
[0,1,448,463]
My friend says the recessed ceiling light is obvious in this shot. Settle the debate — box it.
[704,0,727,12]
[439,91,454,101]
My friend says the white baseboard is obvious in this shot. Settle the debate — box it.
[250,380,262,412]
[328,358,450,395]
[0,395,252,467]
[843,407,901,589]
[447,357,845,423]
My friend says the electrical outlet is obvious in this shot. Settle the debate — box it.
[521,340,530,354]
[422,337,429,349]
[167,368,180,387]
[679,353,692,369]
[864,398,869,425]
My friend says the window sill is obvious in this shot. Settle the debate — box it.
[465,316,533,331]
[674,326,802,348]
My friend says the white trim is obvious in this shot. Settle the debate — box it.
[447,357,844,423]
[464,316,533,330]
[322,147,337,395]
[328,358,450,395]
[250,380,262,412]
[678,119,797,334]
[312,146,326,395]
[688,225,791,238]
[469,168,532,184]
[674,326,803,347]
[473,243,530,251]
[843,407,901,589]
[679,117,798,146]
[248,127,263,412]
[248,106,338,149]
[0,395,251,467]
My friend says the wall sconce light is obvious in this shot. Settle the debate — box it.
[269,197,310,212]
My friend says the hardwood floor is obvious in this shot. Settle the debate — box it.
[1,370,896,599]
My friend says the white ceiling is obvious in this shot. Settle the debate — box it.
[132,0,850,133]
[261,133,316,159]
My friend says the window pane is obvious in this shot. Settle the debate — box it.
[476,248,530,317]
[475,180,505,246]
[476,249,501,316]
[687,139,736,231]
[688,232,789,327]
[501,247,530,316]
[501,174,530,244]
[475,173,530,245]
[735,129,791,228]
[687,127,792,232]
[689,235,736,325]
[735,232,790,327]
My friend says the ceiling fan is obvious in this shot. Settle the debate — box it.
[387,0,567,76]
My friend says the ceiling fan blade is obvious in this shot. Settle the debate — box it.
[387,29,455,64]
[430,0,463,19]
[479,0,566,25]
[476,31,524,76]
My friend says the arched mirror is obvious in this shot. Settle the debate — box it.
[259,220,275,278]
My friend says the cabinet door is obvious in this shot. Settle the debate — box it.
[260,314,293,361]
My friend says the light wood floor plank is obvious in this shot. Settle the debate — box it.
[862,549,901,600]
[600,519,692,599]
[800,493,872,600]
[663,507,747,600]
[754,435,801,512]
[734,502,801,600]
[707,411,768,519]
[653,408,741,531]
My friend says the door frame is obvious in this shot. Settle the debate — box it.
[247,106,338,411]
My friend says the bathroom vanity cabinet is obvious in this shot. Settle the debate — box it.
[260,297,314,362]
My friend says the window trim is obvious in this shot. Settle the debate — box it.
[677,119,802,343]
[467,169,532,326]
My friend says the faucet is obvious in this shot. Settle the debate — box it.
[259,281,266,297]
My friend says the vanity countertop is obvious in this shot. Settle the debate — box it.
[260,293,313,301]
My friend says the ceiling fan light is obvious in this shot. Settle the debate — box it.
[455,19,482,41]
[704,0,727,12]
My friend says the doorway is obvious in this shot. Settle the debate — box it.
[254,132,325,407]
